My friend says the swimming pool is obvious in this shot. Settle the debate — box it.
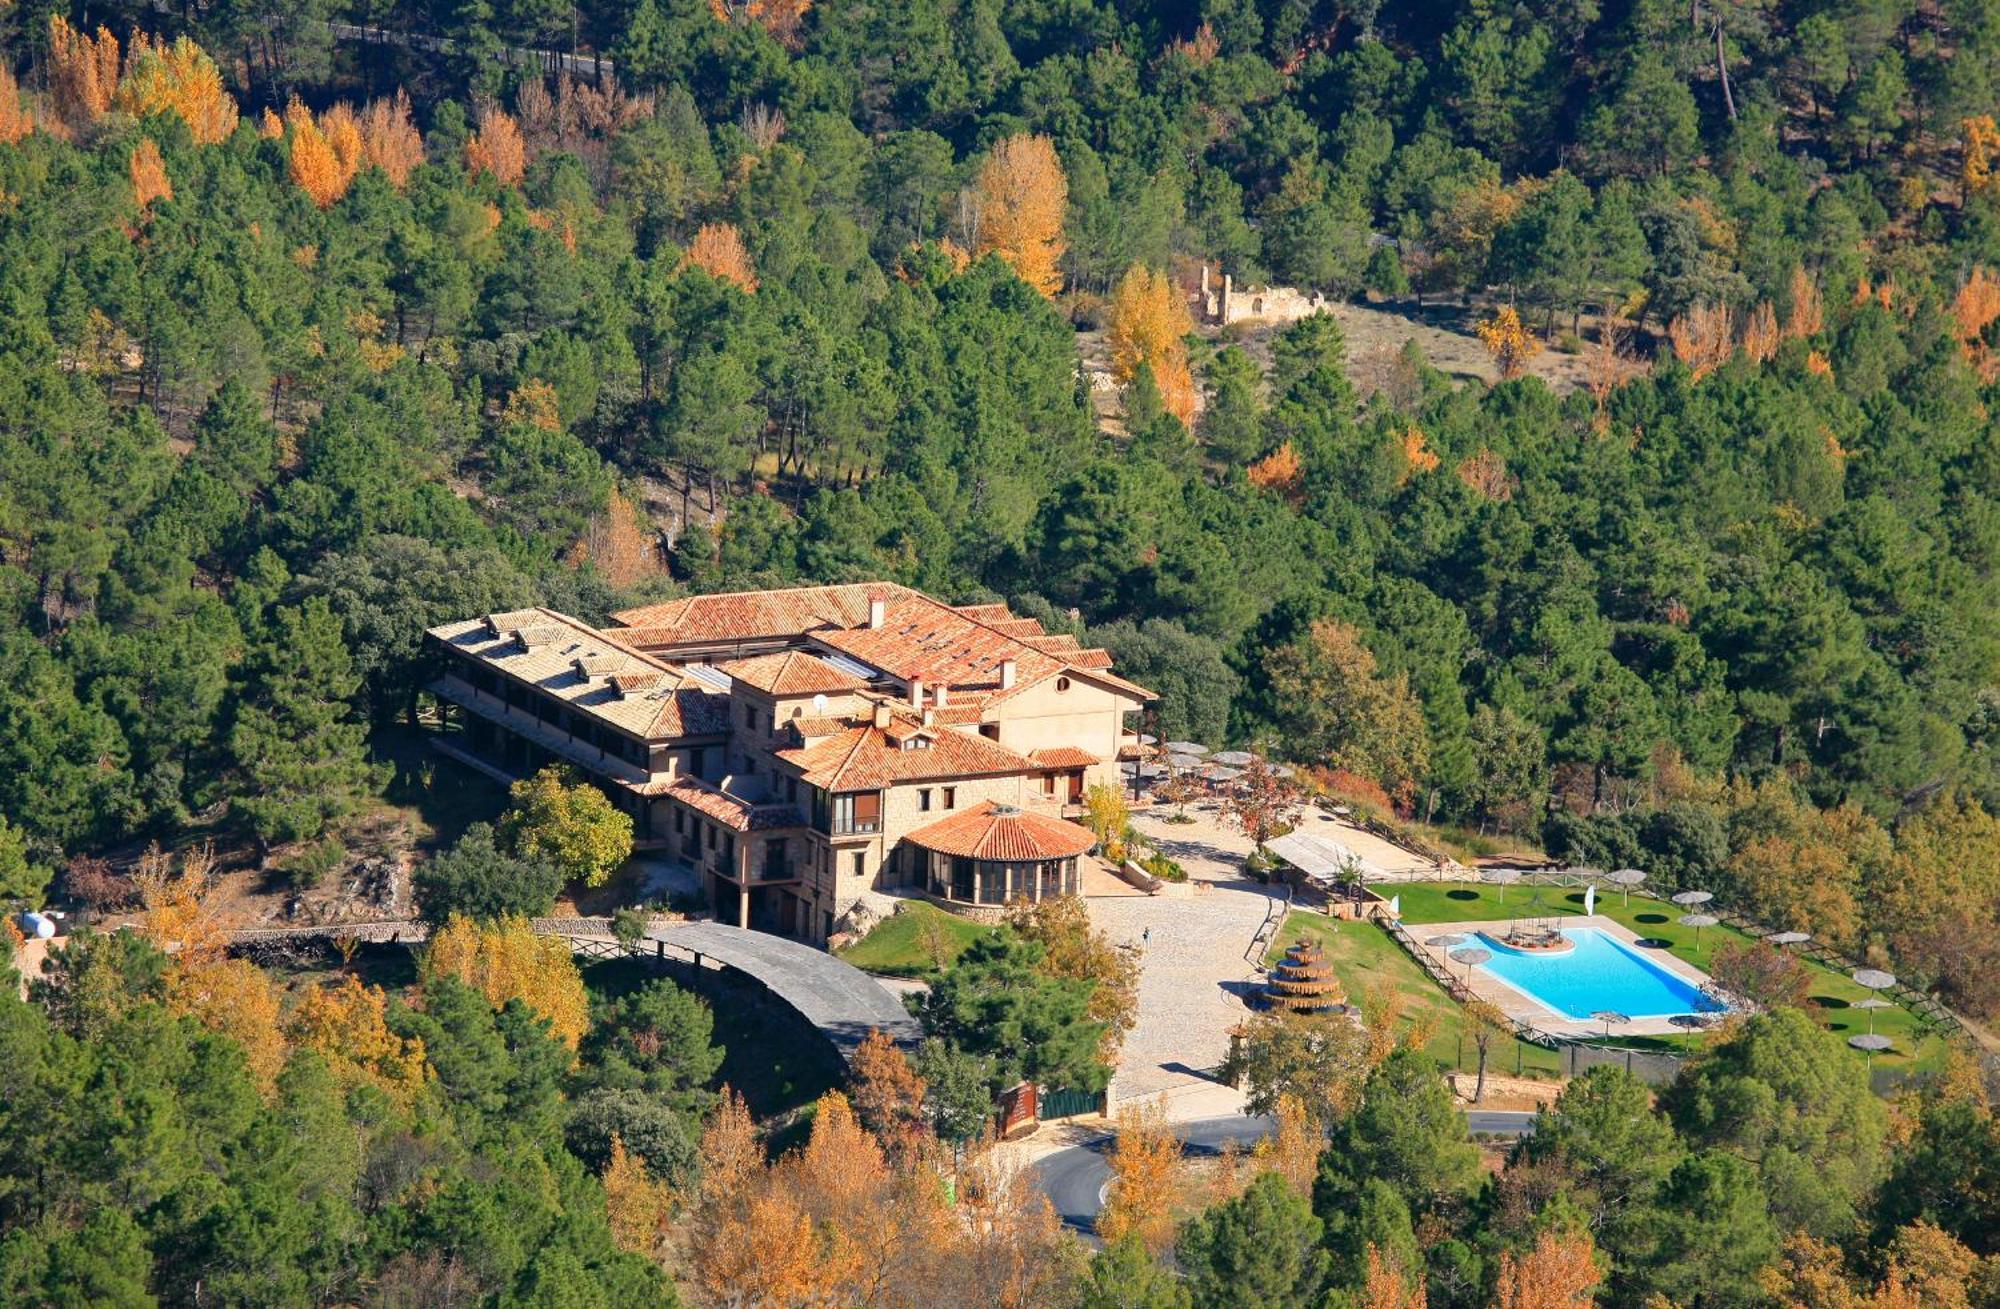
[1470,928,1728,1021]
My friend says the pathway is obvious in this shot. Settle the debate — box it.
[1089,809,1285,1107]
[1033,1110,1537,1233]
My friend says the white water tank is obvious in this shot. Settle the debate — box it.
[18,911,55,940]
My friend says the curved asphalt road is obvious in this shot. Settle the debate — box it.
[1035,1111,1538,1233]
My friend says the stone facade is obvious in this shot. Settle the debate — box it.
[427,584,1151,945]
[1197,263,1331,327]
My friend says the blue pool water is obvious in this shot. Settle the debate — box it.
[1471,928,1727,1021]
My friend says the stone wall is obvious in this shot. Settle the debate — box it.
[1196,263,1331,327]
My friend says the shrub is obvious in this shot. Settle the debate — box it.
[281,837,347,889]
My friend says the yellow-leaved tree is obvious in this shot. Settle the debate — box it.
[499,765,634,887]
[114,33,238,145]
[1108,264,1197,426]
[421,914,591,1049]
[602,1135,674,1261]
[1475,304,1541,380]
[287,972,430,1102]
[969,133,1067,297]
[286,100,347,209]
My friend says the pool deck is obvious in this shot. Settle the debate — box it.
[1410,915,1724,1040]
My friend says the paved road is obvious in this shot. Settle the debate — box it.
[1034,1111,1537,1232]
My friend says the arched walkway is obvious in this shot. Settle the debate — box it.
[644,921,923,1060]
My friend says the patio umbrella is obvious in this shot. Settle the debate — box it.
[1448,946,1492,980]
[1592,1010,1630,1041]
[1671,890,1714,907]
[1168,753,1204,770]
[1165,741,1209,755]
[1608,868,1647,907]
[1425,933,1469,948]
[1211,750,1256,766]
[1852,967,1896,991]
[1848,1032,1893,1069]
[1205,766,1242,783]
[1137,733,1158,745]
[1851,995,1894,1036]
[1669,1012,1714,1050]
[1678,911,1718,944]
[1481,866,1520,903]
[1766,930,1811,947]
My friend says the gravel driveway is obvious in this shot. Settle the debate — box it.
[1090,808,1288,1105]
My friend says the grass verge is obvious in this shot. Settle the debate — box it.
[835,900,997,978]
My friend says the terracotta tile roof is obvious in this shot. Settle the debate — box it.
[789,715,856,738]
[773,723,1043,791]
[904,802,1098,861]
[610,583,1156,705]
[611,583,901,646]
[427,609,730,742]
[650,775,804,831]
[716,650,869,697]
[1030,747,1100,768]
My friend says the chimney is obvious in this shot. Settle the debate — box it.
[908,677,924,707]
[921,708,935,727]
[868,596,887,629]
[1000,659,1016,690]
[872,702,892,729]
[935,684,949,707]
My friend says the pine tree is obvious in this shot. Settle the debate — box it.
[226,597,383,846]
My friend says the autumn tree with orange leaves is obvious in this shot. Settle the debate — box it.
[358,91,424,188]
[1785,266,1824,339]
[710,0,813,47]
[286,100,350,209]
[1494,1228,1601,1309]
[1951,266,2000,381]
[1109,264,1198,426]
[465,104,527,185]
[680,221,758,292]
[47,18,120,128]
[569,487,662,586]
[1669,301,1735,378]
[0,69,33,145]
[1740,300,1779,363]
[1096,1096,1181,1256]
[1248,440,1305,501]
[968,134,1068,297]
[1362,1244,1429,1309]
[286,971,430,1103]
[129,138,172,216]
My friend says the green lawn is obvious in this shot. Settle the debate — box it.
[1266,910,1565,1080]
[835,900,997,978]
[1385,881,1944,1072]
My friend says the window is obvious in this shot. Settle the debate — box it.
[942,787,956,809]
[1056,676,1071,692]
[786,777,798,804]
[674,808,685,835]
[831,791,881,835]
[979,724,1000,740]
[852,851,866,879]
[743,704,755,728]
[1042,773,1057,795]
[706,824,716,851]
[689,747,706,780]
[918,788,932,812]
